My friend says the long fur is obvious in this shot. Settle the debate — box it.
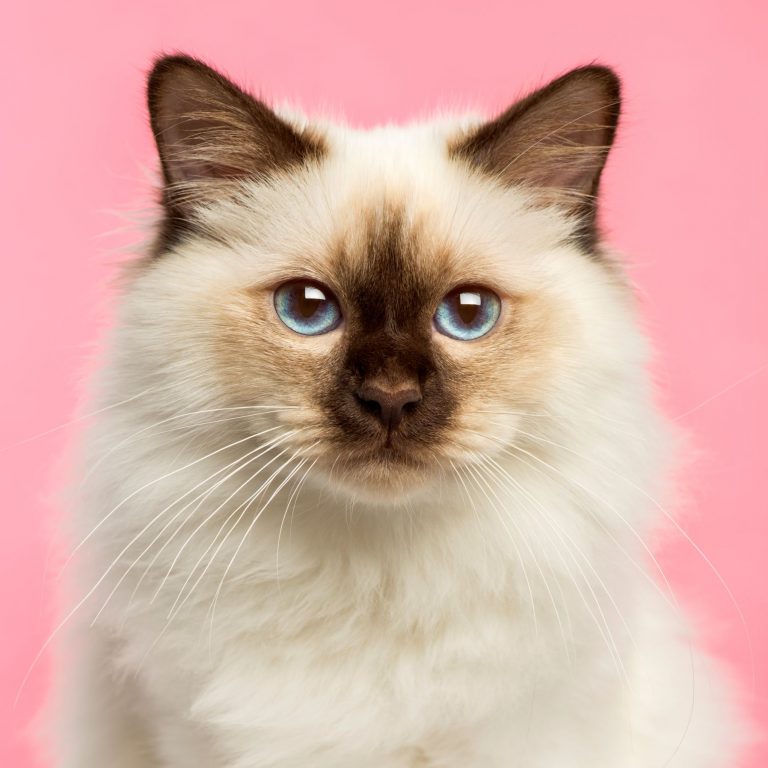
[48,61,749,767]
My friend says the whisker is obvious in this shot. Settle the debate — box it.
[276,457,319,584]
[95,429,299,626]
[1,384,162,451]
[477,451,635,684]
[63,427,284,570]
[508,424,755,695]
[132,448,314,675]
[467,406,647,442]
[448,459,495,559]
[472,455,573,661]
[673,361,768,421]
[14,425,283,707]
[81,405,297,487]
[470,428,697,756]
[205,450,316,648]
[479,427,680,611]
[484,450,638,646]
[461,460,539,638]
[163,435,307,617]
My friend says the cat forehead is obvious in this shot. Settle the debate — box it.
[319,117,492,208]
[327,119,467,171]
[191,116,575,292]
[329,203,449,319]
[262,190,503,299]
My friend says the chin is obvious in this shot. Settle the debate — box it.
[318,444,443,506]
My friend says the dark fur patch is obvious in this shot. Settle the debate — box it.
[450,65,621,253]
[146,54,326,255]
[318,207,459,458]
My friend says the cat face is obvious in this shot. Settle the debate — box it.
[127,56,635,503]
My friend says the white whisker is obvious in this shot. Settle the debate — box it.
[461,459,539,638]
[276,457,319,584]
[15,425,284,707]
[97,430,300,625]
[164,435,307,617]
[205,450,316,649]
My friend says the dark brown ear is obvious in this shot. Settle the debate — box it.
[450,65,621,249]
[147,55,324,248]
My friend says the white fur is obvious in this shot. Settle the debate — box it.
[50,116,748,767]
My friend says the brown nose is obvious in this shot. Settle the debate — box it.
[355,382,422,432]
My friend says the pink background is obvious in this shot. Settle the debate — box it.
[2,1,766,765]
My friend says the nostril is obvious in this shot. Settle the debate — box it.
[355,384,422,432]
[355,393,382,418]
[402,398,419,415]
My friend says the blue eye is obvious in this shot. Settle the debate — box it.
[274,281,342,336]
[434,286,501,340]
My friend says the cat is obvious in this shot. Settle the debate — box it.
[49,55,749,767]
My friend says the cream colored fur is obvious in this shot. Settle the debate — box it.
[51,115,748,767]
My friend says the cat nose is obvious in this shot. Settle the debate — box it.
[355,381,422,432]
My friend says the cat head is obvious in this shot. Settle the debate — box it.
[123,55,642,505]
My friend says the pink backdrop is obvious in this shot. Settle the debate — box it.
[2,1,766,765]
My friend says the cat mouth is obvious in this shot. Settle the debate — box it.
[324,441,436,500]
[339,436,436,479]
[367,442,425,466]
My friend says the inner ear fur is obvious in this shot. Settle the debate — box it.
[146,54,325,250]
[450,65,621,250]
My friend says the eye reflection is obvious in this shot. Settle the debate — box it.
[274,281,342,336]
[434,286,501,340]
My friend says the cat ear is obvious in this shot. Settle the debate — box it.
[451,66,621,244]
[146,55,324,233]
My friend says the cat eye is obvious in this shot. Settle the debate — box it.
[274,281,342,336]
[433,286,501,341]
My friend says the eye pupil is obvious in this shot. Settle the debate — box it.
[434,286,500,341]
[275,282,341,336]
[457,303,478,324]
[456,292,481,325]
[297,290,323,318]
